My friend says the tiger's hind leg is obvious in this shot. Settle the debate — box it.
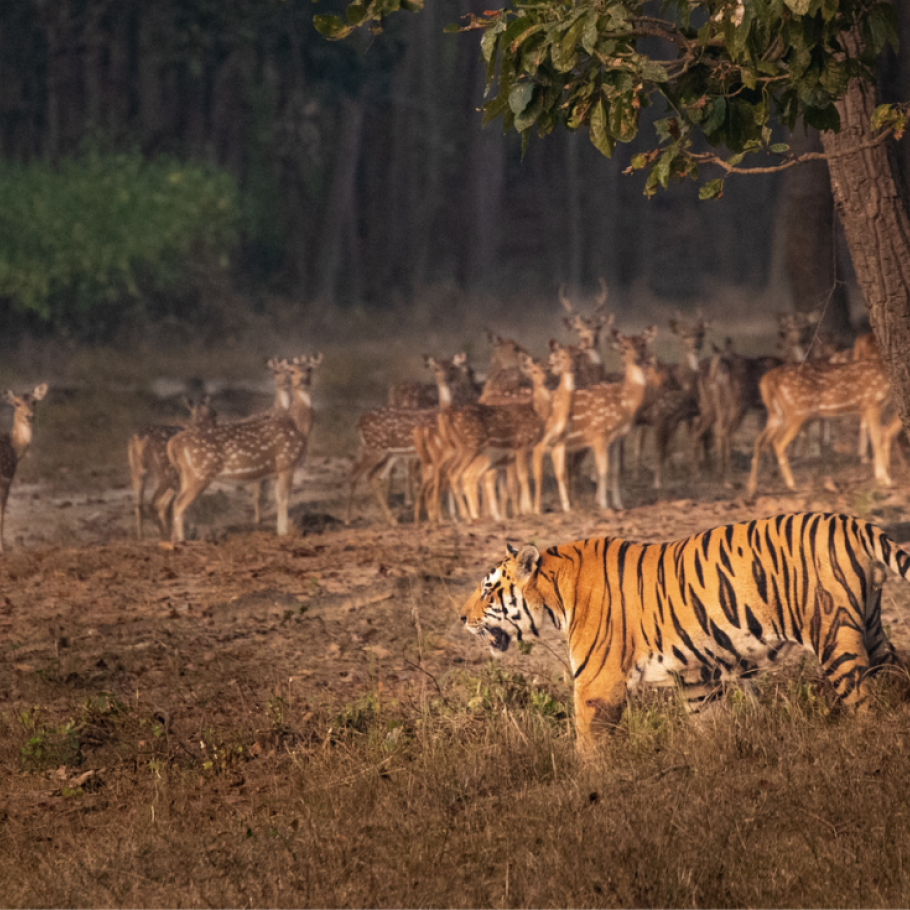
[863,563,904,672]
[819,618,874,712]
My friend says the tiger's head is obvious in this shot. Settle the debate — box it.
[462,544,544,654]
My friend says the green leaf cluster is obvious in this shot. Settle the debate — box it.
[319,0,901,195]
[0,151,239,326]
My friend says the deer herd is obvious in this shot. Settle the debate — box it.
[350,293,905,527]
[0,292,904,549]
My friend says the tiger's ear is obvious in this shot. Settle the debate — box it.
[514,544,540,581]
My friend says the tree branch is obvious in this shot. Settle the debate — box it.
[690,126,903,176]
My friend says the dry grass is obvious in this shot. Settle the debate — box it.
[0,287,900,908]
[3,663,910,908]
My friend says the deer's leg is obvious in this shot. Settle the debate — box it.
[608,439,624,511]
[468,455,494,521]
[552,444,571,512]
[171,474,209,543]
[652,416,676,490]
[592,440,611,510]
[770,418,805,491]
[128,439,147,541]
[859,417,871,463]
[134,473,147,541]
[0,483,9,555]
[275,470,293,536]
[480,462,502,521]
[251,480,265,525]
[882,416,904,479]
[747,410,783,498]
[631,424,646,479]
[347,451,378,524]
[446,448,473,520]
[151,480,176,540]
[513,451,532,515]
[531,442,549,514]
[367,457,399,526]
[864,404,889,486]
[429,450,451,523]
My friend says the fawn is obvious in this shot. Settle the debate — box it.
[0,383,48,554]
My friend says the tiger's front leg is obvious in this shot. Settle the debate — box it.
[573,677,626,757]
[819,622,874,712]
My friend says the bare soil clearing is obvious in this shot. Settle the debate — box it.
[5,366,910,907]
[4,406,910,721]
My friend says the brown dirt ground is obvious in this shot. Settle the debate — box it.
[4,393,910,741]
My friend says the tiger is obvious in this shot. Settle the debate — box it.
[461,512,910,753]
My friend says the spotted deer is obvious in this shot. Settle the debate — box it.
[349,354,477,525]
[747,356,892,497]
[430,357,544,521]
[0,383,48,554]
[348,406,437,526]
[168,354,322,541]
[478,334,534,405]
[532,330,653,513]
[128,394,217,540]
[388,352,479,409]
[630,314,709,489]
[559,279,614,388]
[693,339,782,479]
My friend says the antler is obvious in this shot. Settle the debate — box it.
[594,276,609,310]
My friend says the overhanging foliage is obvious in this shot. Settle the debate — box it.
[316,0,907,198]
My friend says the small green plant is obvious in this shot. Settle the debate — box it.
[267,696,287,734]
[465,664,569,722]
[19,717,82,772]
[199,726,245,774]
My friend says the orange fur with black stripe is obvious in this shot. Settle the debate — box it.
[461,512,910,753]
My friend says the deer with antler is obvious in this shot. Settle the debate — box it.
[168,354,322,540]
[128,394,217,540]
[0,383,48,554]
[532,329,653,513]
[747,355,893,497]
[558,278,614,388]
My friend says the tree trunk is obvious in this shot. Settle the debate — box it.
[820,26,910,429]
[782,129,852,339]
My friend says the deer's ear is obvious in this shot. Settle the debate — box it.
[453,352,467,366]
[514,545,540,581]
[32,383,48,401]
[310,353,323,367]
[642,325,658,344]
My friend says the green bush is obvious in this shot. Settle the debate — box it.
[0,150,239,330]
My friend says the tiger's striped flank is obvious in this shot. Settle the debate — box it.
[461,512,910,753]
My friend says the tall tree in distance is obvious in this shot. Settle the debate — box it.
[317,0,910,427]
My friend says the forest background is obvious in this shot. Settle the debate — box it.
[1,0,910,344]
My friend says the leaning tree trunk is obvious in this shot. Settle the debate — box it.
[820,25,910,430]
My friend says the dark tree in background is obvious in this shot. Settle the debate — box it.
[0,0,841,319]
[319,0,910,430]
